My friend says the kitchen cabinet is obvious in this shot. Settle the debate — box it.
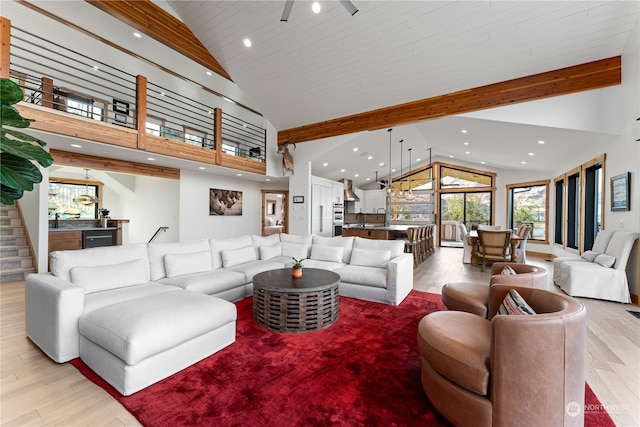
[48,230,82,252]
[332,182,343,204]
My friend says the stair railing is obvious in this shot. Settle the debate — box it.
[148,226,169,243]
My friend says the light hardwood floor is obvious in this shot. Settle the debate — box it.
[1,247,638,426]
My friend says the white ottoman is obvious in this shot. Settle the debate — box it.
[79,291,236,396]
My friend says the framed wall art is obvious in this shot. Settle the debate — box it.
[210,188,243,216]
[610,172,630,211]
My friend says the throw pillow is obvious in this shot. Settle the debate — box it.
[310,245,344,263]
[594,254,616,268]
[281,241,309,259]
[498,289,537,315]
[349,248,391,268]
[221,245,257,268]
[500,265,517,275]
[164,250,212,278]
[580,250,600,262]
[70,259,148,293]
[260,242,282,260]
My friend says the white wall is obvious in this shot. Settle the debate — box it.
[19,165,48,273]
[178,169,264,241]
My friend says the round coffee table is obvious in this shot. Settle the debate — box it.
[252,268,340,333]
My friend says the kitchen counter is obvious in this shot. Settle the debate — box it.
[49,227,119,231]
[342,224,432,240]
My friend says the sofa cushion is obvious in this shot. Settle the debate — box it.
[580,250,600,262]
[594,254,615,268]
[158,269,247,295]
[226,260,287,283]
[210,236,253,269]
[221,245,256,268]
[312,235,355,263]
[349,248,391,268]
[164,250,213,278]
[353,237,404,259]
[84,283,180,313]
[251,234,281,258]
[280,234,313,257]
[310,245,344,263]
[51,243,150,282]
[498,289,537,315]
[147,239,210,281]
[334,265,387,288]
[301,259,345,271]
[281,241,308,259]
[592,230,614,253]
[260,242,282,260]
[79,291,236,365]
[417,311,491,396]
[70,259,148,294]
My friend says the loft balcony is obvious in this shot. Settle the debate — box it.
[4,20,267,176]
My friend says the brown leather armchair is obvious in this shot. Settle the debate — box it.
[442,263,548,318]
[418,285,586,427]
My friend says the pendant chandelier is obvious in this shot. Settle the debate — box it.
[405,147,414,200]
[73,169,98,206]
[385,128,396,196]
[397,139,404,198]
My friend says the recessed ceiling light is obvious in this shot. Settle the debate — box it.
[392,169,396,172]
[416,158,421,162]
[521,161,527,165]
[379,162,384,167]
[465,151,470,154]
[147,157,155,161]
[236,173,242,176]
[480,161,486,164]
[366,178,370,181]
[323,162,328,167]
[133,32,142,38]
[463,142,469,145]
[266,178,271,182]
[461,130,467,134]
[354,174,359,177]
[222,96,236,104]
[528,152,534,156]
[340,169,345,173]
[243,38,252,48]
[312,2,321,14]
[352,147,358,152]
[538,140,545,144]
[367,156,373,160]
[92,65,99,71]
[160,92,165,96]
[449,155,454,158]
[70,144,82,148]
[198,166,205,170]
[206,71,212,76]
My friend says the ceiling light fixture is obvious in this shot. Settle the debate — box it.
[397,139,405,198]
[312,2,321,14]
[243,38,252,47]
[461,129,467,134]
[206,71,212,76]
[385,128,395,197]
[70,143,82,148]
[133,32,142,38]
[281,0,357,21]
[353,147,358,152]
[323,162,328,166]
[538,140,545,144]
[405,148,414,200]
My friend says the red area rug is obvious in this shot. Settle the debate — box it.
[71,291,614,426]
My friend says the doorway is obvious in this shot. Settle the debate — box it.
[440,191,492,247]
[261,190,288,236]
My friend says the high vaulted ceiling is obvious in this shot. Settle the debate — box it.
[163,0,638,183]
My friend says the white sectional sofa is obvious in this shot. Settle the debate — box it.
[25,233,413,395]
[553,230,638,303]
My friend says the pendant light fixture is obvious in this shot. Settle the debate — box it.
[397,139,404,198]
[405,147,414,200]
[385,128,396,196]
[73,169,98,206]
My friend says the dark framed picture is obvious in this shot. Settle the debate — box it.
[113,99,129,114]
[610,172,630,211]
[114,113,127,124]
[210,188,243,216]
[293,196,304,203]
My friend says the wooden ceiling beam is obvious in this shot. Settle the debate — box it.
[86,0,232,81]
[278,56,621,144]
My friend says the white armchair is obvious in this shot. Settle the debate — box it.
[557,231,638,303]
[514,225,531,264]
[458,223,472,264]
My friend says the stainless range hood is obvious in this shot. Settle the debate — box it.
[340,179,360,202]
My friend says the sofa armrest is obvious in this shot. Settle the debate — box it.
[25,273,85,363]
[385,253,414,306]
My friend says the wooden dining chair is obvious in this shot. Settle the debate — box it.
[477,230,512,272]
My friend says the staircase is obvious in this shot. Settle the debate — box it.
[0,203,35,283]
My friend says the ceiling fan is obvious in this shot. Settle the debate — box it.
[281,0,358,22]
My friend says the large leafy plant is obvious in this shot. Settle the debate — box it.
[0,78,53,205]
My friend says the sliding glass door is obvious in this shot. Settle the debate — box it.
[440,192,492,246]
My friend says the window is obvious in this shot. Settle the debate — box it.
[567,170,580,250]
[145,117,164,137]
[554,177,564,245]
[583,159,604,251]
[506,180,549,242]
[440,166,492,189]
[185,130,205,147]
[66,99,104,121]
[48,179,101,219]
[222,142,239,156]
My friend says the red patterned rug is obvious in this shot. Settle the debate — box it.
[71,291,614,426]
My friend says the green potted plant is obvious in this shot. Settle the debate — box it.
[292,257,304,277]
[0,78,54,205]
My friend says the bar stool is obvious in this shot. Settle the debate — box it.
[404,227,421,266]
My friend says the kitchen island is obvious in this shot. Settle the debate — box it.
[342,224,413,240]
